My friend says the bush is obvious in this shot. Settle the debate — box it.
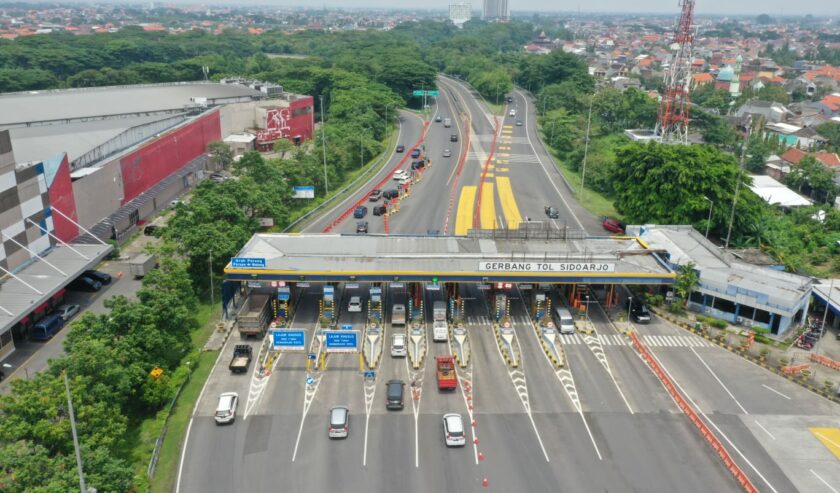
[709,319,728,329]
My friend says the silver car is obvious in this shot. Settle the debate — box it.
[56,304,80,321]
[214,392,239,425]
[443,149,452,158]
[329,406,350,438]
[443,413,466,447]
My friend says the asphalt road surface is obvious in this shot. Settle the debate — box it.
[177,78,840,493]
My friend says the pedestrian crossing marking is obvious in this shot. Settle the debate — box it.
[556,333,715,348]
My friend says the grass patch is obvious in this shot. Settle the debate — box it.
[540,144,620,219]
[149,350,218,493]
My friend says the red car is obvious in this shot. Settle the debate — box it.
[602,217,625,234]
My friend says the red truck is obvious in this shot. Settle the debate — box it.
[436,355,457,391]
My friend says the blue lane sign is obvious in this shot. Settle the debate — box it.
[272,329,306,351]
[345,283,359,289]
[306,376,314,385]
[232,257,266,269]
[341,324,353,330]
[364,370,375,379]
[308,353,317,360]
[324,330,359,353]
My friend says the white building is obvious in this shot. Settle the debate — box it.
[482,0,508,21]
[449,2,472,27]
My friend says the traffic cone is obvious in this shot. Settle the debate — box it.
[478,452,484,461]
[482,478,489,487]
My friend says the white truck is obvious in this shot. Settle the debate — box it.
[129,253,157,279]
[432,301,448,342]
[443,118,452,128]
[391,304,406,328]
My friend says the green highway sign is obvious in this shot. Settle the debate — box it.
[412,90,440,97]
[412,90,424,96]
[428,90,440,97]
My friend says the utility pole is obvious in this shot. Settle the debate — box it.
[64,372,87,493]
[359,129,364,169]
[703,196,713,239]
[320,95,329,195]
[725,117,751,249]
[580,98,594,202]
[209,249,214,307]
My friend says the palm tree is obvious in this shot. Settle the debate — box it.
[674,262,700,307]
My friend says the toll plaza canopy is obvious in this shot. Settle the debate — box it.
[224,233,675,285]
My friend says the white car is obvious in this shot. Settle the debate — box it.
[56,304,80,321]
[443,413,466,447]
[214,392,239,425]
[391,333,407,357]
[348,296,362,312]
[393,170,410,181]
[509,109,516,117]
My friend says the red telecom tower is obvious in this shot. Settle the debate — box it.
[655,0,695,143]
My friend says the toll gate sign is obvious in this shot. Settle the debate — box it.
[478,261,615,273]
[324,330,359,353]
[272,329,306,351]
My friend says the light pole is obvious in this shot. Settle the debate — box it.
[580,99,594,201]
[496,83,500,107]
[585,295,590,327]
[209,249,214,307]
[726,116,751,249]
[359,128,365,169]
[703,196,714,239]
[64,372,87,493]
[319,95,329,195]
[627,296,633,323]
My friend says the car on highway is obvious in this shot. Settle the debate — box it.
[509,109,516,117]
[506,95,513,103]
[516,120,523,126]
[435,115,442,122]
[443,149,452,157]
[84,270,112,285]
[382,189,399,200]
[393,170,410,181]
[411,148,421,158]
[368,189,382,202]
[391,333,407,357]
[56,304,80,321]
[544,206,560,219]
[353,206,368,218]
[630,303,652,324]
[411,160,426,170]
[214,392,239,425]
[68,275,101,292]
[385,379,405,410]
[328,406,350,438]
[602,217,626,234]
[373,205,387,216]
[356,221,368,234]
[348,296,362,312]
[450,134,458,142]
[396,145,405,153]
[443,413,466,447]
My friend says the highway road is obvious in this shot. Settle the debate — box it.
[177,78,840,493]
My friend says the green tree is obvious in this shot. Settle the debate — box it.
[674,262,700,306]
[207,140,234,169]
[784,155,838,203]
[273,138,295,158]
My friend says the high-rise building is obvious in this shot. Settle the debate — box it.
[449,2,472,27]
[482,0,508,21]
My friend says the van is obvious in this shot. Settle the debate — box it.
[31,314,65,341]
[444,118,451,128]
[385,379,405,410]
[329,406,350,438]
[553,307,576,334]
[391,333,407,357]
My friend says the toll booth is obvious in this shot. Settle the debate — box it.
[494,292,509,321]
[273,287,293,326]
[321,285,336,326]
[369,286,383,321]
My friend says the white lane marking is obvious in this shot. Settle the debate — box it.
[691,347,749,415]
[754,420,776,440]
[404,350,424,468]
[514,88,584,231]
[291,328,327,462]
[811,469,839,493]
[175,328,230,493]
[646,348,779,493]
[761,384,791,400]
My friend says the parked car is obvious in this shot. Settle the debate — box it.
[410,148,421,158]
[382,189,399,200]
[450,134,458,142]
[396,145,405,153]
[442,413,466,447]
[68,276,101,292]
[356,221,369,234]
[353,206,368,219]
[385,379,405,410]
[544,206,560,219]
[209,172,228,182]
[373,205,387,216]
[329,406,350,438]
[368,189,382,202]
[602,217,626,234]
[31,314,65,341]
[143,224,161,236]
[214,392,239,425]
[84,270,112,285]
[56,304,80,321]
[443,149,452,158]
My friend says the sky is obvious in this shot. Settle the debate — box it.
[266,0,839,16]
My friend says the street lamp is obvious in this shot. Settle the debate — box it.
[585,295,590,326]
[702,196,714,239]
[627,296,633,324]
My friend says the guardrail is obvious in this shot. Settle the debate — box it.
[628,331,759,493]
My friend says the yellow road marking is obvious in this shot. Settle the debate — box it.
[498,153,510,157]
[480,183,496,229]
[484,172,495,178]
[455,186,477,236]
[503,125,513,129]
[496,176,522,230]
[811,428,840,460]
[496,167,509,172]
[498,160,509,164]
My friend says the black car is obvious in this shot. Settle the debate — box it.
[450,134,458,142]
[411,148,421,158]
[385,379,405,410]
[68,276,101,292]
[356,221,369,234]
[506,96,513,103]
[382,189,399,200]
[368,189,382,202]
[435,115,442,122]
[544,206,560,219]
[353,206,368,219]
[143,224,161,236]
[83,270,112,285]
[411,160,426,170]
[396,145,405,153]
[372,205,387,216]
[630,304,651,324]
